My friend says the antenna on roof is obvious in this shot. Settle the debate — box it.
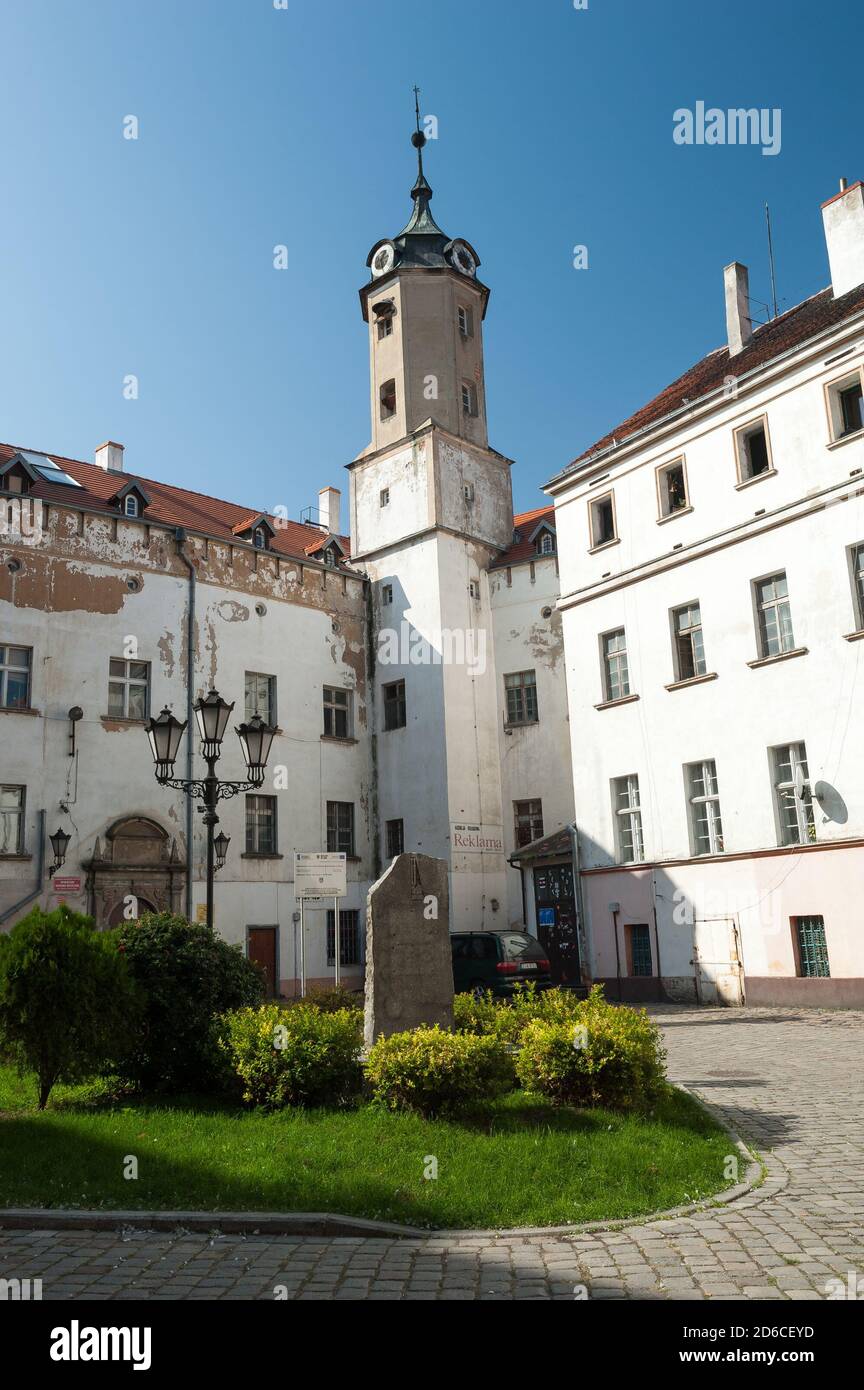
[765,203,779,320]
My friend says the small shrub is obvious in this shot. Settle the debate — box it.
[108,913,264,1094]
[366,1026,514,1118]
[516,996,667,1110]
[293,985,363,1015]
[0,905,139,1109]
[453,984,584,1043]
[222,1003,363,1109]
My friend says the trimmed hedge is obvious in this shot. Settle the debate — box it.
[516,994,667,1109]
[453,983,587,1043]
[365,1026,514,1118]
[221,1003,363,1109]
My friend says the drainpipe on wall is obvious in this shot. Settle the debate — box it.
[175,528,196,922]
[610,903,623,1002]
[568,821,590,984]
[0,810,46,925]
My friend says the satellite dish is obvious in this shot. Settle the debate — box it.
[794,765,806,799]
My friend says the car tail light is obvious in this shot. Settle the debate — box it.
[496,961,518,974]
[538,959,550,971]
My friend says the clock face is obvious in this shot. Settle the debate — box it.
[451,242,477,277]
[371,242,396,278]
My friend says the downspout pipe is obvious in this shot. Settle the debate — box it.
[0,809,46,924]
[175,528,195,922]
[567,821,589,985]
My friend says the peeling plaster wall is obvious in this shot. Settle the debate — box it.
[0,506,372,991]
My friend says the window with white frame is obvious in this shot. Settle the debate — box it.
[463,482,475,503]
[656,458,689,517]
[124,494,139,518]
[826,369,864,441]
[601,629,630,702]
[589,493,616,548]
[108,658,150,720]
[686,759,724,855]
[323,686,352,739]
[380,487,390,507]
[771,742,816,846]
[754,572,795,658]
[504,670,538,725]
[253,527,267,550]
[245,671,276,724]
[537,530,555,555]
[612,774,644,863]
[672,603,706,681]
[0,645,31,709]
[734,417,773,482]
[0,785,25,856]
[461,380,478,417]
[850,542,864,630]
[457,304,473,337]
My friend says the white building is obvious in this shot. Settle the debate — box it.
[548,176,864,1008]
[0,133,575,993]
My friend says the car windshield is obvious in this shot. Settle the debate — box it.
[499,934,546,962]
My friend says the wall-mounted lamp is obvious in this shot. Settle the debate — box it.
[48,827,71,876]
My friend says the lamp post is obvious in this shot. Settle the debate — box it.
[145,688,275,930]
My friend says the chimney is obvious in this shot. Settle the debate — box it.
[318,486,341,534]
[95,441,124,473]
[724,262,752,355]
[822,179,864,299]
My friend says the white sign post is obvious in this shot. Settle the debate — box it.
[294,853,348,996]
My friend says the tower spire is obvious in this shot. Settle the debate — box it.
[412,85,426,183]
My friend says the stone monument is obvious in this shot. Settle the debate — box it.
[364,853,454,1048]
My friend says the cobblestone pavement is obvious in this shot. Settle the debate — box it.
[2,1006,862,1301]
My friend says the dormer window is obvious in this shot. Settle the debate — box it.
[112,481,150,519]
[253,527,267,550]
[323,545,338,568]
[537,531,555,556]
[124,495,139,518]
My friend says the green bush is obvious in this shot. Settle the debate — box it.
[221,1003,363,1109]
[292,985,363,1015]
[0,905,139,1109]
[516,994,667,1109]
[108,912,264,1094]
[366,1026,514,1118]
[453,984,585,1043]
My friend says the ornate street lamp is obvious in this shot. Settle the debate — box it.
[144,689,275,929]
[236,714,277,788]
[213,830,231,872]
[47,826,71,876]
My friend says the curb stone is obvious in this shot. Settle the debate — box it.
[0,1084,771,1242]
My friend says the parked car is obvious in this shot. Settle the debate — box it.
[450,930,552,998]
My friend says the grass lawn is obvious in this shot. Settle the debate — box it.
[0,1066,735,1230]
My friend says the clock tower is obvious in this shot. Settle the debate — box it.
[349,106,513,931]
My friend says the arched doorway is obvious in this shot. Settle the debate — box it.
[85,817,186,927]
[107,896,158,928]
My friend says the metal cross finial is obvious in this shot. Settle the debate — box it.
[413,85,421,132]
[411,85,427,179]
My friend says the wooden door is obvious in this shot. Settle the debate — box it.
[248,927,278,998]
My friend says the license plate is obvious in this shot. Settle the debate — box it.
[520,962,537,970]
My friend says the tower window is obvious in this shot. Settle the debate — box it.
[458,305,473,338]
[380,487,390,507]
[461,381,478,417]
[463,482,475,503]
[380,379,397,420]
[469,579,480,601]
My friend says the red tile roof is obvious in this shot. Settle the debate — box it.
[565,280,864,472]
[490,503,556,569]
[0,443,353,566]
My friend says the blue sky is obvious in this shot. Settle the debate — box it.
[0,0,861,520]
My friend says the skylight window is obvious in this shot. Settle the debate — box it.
[19,452,83,488]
